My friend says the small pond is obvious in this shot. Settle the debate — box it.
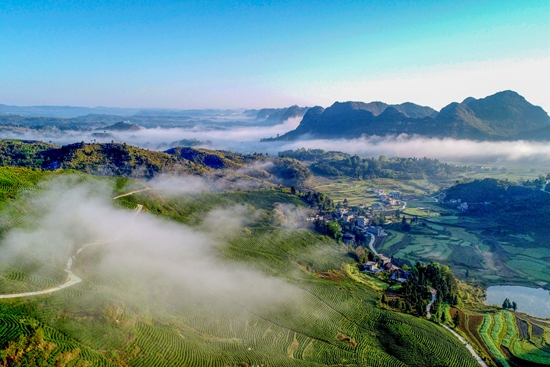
[485,285,550,319]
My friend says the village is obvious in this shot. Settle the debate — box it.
[308,188,414,284]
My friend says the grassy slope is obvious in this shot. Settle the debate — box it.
[0,167,481,366]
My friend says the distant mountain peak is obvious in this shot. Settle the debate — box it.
[271,90,550,141]
[101,121,141,131]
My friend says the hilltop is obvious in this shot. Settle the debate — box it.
[0,139,312,185]
[444,177,550,237]
[273,91,550,141]
[101,121,141,131]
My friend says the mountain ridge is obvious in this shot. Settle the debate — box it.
[273,90,550,141]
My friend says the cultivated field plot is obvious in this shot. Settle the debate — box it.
[313,178,441,207]
[313,180,378,206]
[477,310,550,366]
[381,213,550,289]
[384,228,484,271]
[450,308,550,367]
[454,164,549,183]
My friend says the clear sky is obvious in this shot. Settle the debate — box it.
[1,0,548,110]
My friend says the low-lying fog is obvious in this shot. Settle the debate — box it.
[1,177,301,310]
[4,117,550,165]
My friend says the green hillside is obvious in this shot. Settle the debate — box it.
[0,140,312,186]
[0,167,481,366]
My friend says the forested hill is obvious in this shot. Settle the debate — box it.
[444,178,550,237]
[271,90,550,141]
[0,139,312,184]
[279,148,466,180]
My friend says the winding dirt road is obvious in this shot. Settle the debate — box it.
[441,324,488,367]
[0,189,147,299]
[425,288,437,319]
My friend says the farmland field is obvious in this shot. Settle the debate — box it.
[472,310,550,366]
[312,177,440,207]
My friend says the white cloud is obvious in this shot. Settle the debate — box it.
[277,135,550,164]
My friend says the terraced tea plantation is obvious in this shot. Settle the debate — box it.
[0,167,482,366]
[451,308,550,367]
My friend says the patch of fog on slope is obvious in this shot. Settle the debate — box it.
[0,176,301,311]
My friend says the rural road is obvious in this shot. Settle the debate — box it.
[0,190,146,299]
[423,289,487,367]
[401,201,407,210]
[112,187,151,199]
[367,234,378,256]
[426,288,437,319]
[441,324,488,367]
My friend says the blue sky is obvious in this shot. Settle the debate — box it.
[0,0,548,109]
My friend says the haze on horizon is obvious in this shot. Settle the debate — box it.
[1,0,548,111]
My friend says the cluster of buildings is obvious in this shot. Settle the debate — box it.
[306,187,415,283]
[471,166,507,172]
[375,189,402,208]
[363,255,411,283]
[307,204,389,242]
[446,198,469,212]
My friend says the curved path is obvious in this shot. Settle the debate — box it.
[0,189,148,299]
[441,324,488,367]
[423,290,487,367]
[367,234,378,256]
[425,288,437,319]
[113,187,151,199]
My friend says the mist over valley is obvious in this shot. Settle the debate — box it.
[1,1,549,366]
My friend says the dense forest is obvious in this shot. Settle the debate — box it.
[445,178,550,237]
[279,148,466,180]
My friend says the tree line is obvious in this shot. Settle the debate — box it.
[279,148,467,180]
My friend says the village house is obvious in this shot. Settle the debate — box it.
[457,202,469,212]
[363,261,379,272]
[356,216,369,228]
[378,255,391,266]
[383,261,400,273]
[342,232,355,244]
[322,214,332,222]
[306,215,320,222]
[383,197,398,206]
[391,269,412,283]
[343,213,354,222]
[389,191,401,200]
[367,226,386,237]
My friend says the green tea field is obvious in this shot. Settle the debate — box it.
[0,167,483,366]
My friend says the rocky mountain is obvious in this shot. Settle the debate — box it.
[342,101,438,119]
[274,91,550,141]
[254,105,309,124]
